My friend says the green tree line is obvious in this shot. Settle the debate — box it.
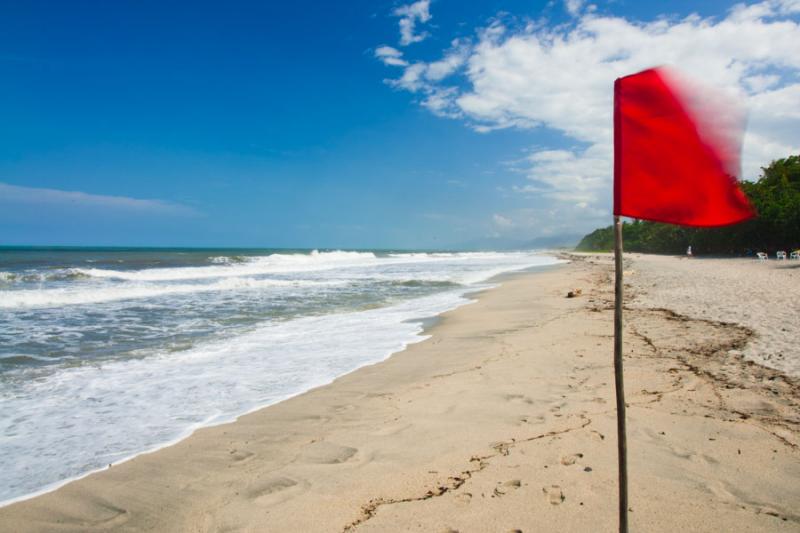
[575,155,800,255]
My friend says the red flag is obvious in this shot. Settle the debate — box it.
[613,67,755,227]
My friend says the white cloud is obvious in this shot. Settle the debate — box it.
[425,40,469,80]
[394,0,432,46]
[510,146,611,204]
[564,0,585,17]
[489,205,608,239]
[378,1,800,231]
[421,86,462,117]
[0,182,197,216]
[391,62,427,91]
[375,45,408,67]
[382,39,469,117]
[388,41,468,92]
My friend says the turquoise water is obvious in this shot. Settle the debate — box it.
[0,247,561,504]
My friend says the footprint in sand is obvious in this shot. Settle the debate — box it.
[516,414,546,426]
[228,449,255,463]
[70,499,129,528]
[370,422,412,437]
[505,393,534,405]
[560,453,584,466]
[493,479,522,497]
[297,441,357,464]
[299,413,332,424]
[331,404,357,414]
[456,492,474,505]
[247,477,307,506]
[543,485,565,505]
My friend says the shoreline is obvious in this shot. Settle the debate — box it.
[0,261,562,510]
[2,254,798,531]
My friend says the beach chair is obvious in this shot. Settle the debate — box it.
[777,251,787,260]
[757,252,768,262]
[791,251,800,260]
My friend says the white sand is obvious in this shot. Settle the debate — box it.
[625,253,800,376]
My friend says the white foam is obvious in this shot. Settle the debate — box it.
[73,251,544,282]
[0,277,343,309]
[0,289,472,505]
[0,251,565,504]
[0,252,563,309]
[371,253,563,285]
[78,250,380,281]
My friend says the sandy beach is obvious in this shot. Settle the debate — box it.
[1,253,798,532]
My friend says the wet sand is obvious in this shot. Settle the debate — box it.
[1,254,798,532]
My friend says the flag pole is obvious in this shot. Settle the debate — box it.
[613,215,628,533]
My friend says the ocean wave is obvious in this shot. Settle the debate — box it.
[388,279,460,288]
[0,354,64,366]
[386,251,515,259]
[44,269,92,282]
[0,251,567,504]
[0,277,346,309]
[209,255,249,264]
[0,269,91,284]
[0,253,565,308]
[0,290,471,505]
[75,250,379,281]
[0,252,539,289]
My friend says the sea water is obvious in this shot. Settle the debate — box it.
[0,247,562,504]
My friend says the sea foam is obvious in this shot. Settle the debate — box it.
[0,250,564,505]
[0,290,468,504]
[77,250,380,281]
[0,277,345,309]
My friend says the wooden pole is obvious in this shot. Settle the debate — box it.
[613,215,628,533]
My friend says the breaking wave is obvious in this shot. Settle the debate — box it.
[0,277,345,309]
[76,250,379,281]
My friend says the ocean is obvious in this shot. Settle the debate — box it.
[0,247,562,504]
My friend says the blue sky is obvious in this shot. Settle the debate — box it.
[1,0,798,248]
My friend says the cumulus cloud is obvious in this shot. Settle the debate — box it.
[394,0,432,46]
[0,182,198,216]
[375,45,408,67]
[378,0,800,231]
